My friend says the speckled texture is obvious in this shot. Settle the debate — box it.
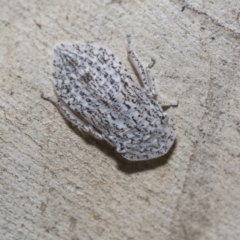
[44,38,176,161]
[1,0,240,239]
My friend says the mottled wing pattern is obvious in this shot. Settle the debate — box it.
[53,44,151,134]
[52,43,176,161]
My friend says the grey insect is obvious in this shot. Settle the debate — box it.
[41,34,178,161]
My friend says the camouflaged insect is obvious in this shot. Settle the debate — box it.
[41,34,178,161]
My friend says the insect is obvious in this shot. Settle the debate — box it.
[41,34,178,161]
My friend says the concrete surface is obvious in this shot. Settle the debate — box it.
[1,0,240,239]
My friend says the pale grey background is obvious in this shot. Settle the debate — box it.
[1,0,240,239]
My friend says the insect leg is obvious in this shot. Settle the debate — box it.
[41,93,103,140]
[144,59,179,106]
[158,98,178,107]
[126,34,150,93]
[145,58,157,98]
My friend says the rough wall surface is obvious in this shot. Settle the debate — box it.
[1,0,240,239]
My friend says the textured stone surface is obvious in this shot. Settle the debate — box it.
[1,0,240,239]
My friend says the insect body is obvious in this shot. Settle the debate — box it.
[42,35,178,161]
